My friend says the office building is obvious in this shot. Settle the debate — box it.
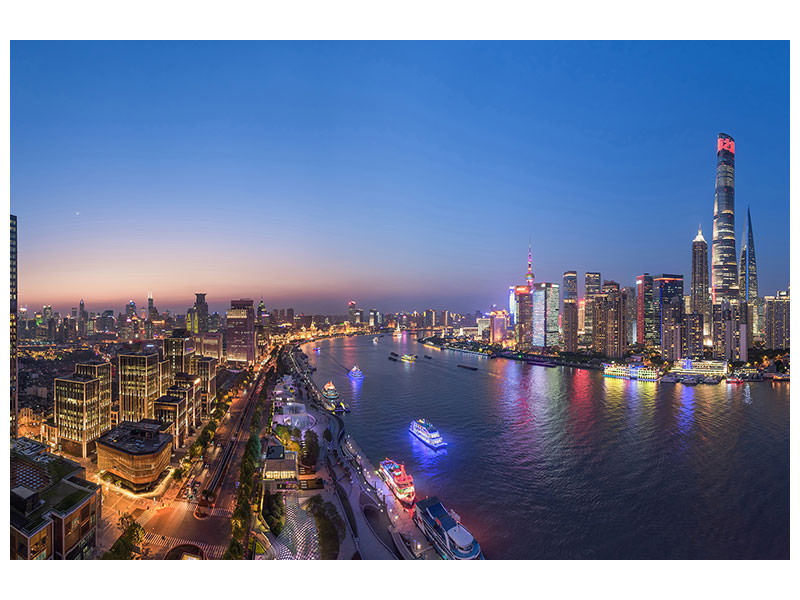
[194,293,209,334]
[691,226,711,335]
[532,283,560,349]
[170,372,201,428]
[118,350,160,422]
[153,395,188,448]
[636,273,655,346]
[622,286,636,346]
[711,133,739,303]
[683,313,704,359]
[764,291,790,350]
[54,374,101,458]
[584,272,601,338]
[11,214,18,438]
[164,329,194,375]
[562,271,578,301]
[96,420,172,492]
[227,299,256,365]
[191,355,217,415]
[514,285,533,350]
[75,360,113,438]
[654,274,684,345]
[660,297,684,361]
[193,331,223,362]
[489,310,509,344]
[738,207,758,303]
[562,298,578,353]
[11,438,101,559]
[712,299,745,361]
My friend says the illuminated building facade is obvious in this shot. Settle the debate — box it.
[191,355,217,415]
[118,351,160,422]
[154,395,188,448]
[11,438,101,560]
[691,226,711,335]
[96,420,172,491]
[654,274,684,345]
[514,285,533,350]
[532,282,560,349]
[194,292,209,334]
[164,329,194,375]
[562,271,577,301]
[75,360,112,438]
[54,374,101,458]
[11,214,18,438]
[584,271,601,338]
[489,310,509,344]
[711,133,738,304]
[712,300,745,361]
[636,273,655,346]
[227,299,256,365]
[764,291,790,350]
[683,313,704,359]
[562,298,578,352]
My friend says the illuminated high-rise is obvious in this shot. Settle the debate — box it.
[562,271,577,301]
[691,226,711,335]
[654,274,684,346]
[531,283,560,349]
[119,350,160,422]
[227,299,256,365]
[75,360,112,436]
[194,292,209,334]
[584,272,601,339]
[11,214,18,438]
[562,299,578,353]
[55,373,101,458]
[164,328,195,374]
[764,291,790,350]
[711,133,738,304]
[514,285,533,350]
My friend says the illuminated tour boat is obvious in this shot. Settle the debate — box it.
[349,365,364,379]
[400,354,416,363]
[393,326,402,338]
[414,496,483,560]
[603,363,660,381]
[379,458,416,506]
[409,418,447,449]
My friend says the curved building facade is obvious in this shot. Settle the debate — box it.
[711,133,738,304]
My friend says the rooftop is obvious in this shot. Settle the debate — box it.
[96,420,172,455]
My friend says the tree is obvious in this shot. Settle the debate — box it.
[117,512,135,533]
[323,428,332,443]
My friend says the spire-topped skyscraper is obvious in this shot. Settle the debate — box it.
[738,206,758,302]
[711,132,738,304]
[691,225,710,335]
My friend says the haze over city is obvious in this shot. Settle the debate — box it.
[11,41,789,314]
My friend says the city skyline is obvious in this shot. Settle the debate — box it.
[11,41,789,313]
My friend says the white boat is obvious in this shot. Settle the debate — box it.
[409,419,447,449]
[348,365,364,379]
[414,496,483,560]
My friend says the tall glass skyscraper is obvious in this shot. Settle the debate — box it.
[691,226,710,334]
[11,214,17,439]
[711,133,738,304]
[636,273,655,346]
[531,283,560,349]
[738,207,758,302]
[562,271,578,301]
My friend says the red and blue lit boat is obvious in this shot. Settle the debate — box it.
[379,458,416,506]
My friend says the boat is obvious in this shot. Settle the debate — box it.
[772,373,790,381]
[388,356,398,362]
[322,381,339,400]
[660,374,678,383]
[348,365,364,379]
[457,364,477,371]
[414,496,483,560]
[393,327,402,338]
[409,419,447,449]
[313,346,321,353]
[401,354,415,363]
[702,376,720,384]
[334,401,350,413]
[424,355,432,359]
[682,376,699,386]
[390,352,399,357]
[372,337,379,344]
[526,359,556,367]
[379,458,416,506]
[726,377,744,384]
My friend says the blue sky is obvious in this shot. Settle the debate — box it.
[11,41,789,314]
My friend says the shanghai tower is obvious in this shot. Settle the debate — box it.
[711,133,738,304]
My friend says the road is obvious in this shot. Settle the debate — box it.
[141,351,277,558]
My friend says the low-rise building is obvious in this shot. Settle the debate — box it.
[96,420,172,492]
[261,444,298,493]
[10,438,101,560]
[274,402,310,430]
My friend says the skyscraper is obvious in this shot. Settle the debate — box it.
[562,271,578,301]
[514,285,533,350]
[54,373,101,458]
[75,360,113,437]
[711,133,738,304]
[584,272,601,339]
[227,299,256,365]
[654,274,684,346]
[118,350,160,422]
[195,293,209,334]
[164,329,195,375]
[764,291,790,350]
[11,214,18,438]
[562,298,578,353]
[739,206,759,308]
[525,241,534,290]
[636,274,655,346]
[691,226,711,334]
[531,283,560,349]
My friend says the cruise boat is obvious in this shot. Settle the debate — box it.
[702,376,720,384]
[393,326,402,338]
[379,458,416,506]
[414,496,483,560]
[660,373,679,383]
[348,365,364,379]
[372,337,379,344]
[409,419,447,449]
[322,381,339,400]
[401,354,415,363]
[313,346,321,353]
[726,377,744,384]
[681,376,699,386]
[772,373,790,381]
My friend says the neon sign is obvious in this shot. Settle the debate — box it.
[717,137,735,154]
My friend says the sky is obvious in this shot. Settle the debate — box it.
[11,41,790,315]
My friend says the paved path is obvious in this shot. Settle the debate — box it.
[267,496,320,559]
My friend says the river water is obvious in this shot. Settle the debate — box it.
[304,334,789,559]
